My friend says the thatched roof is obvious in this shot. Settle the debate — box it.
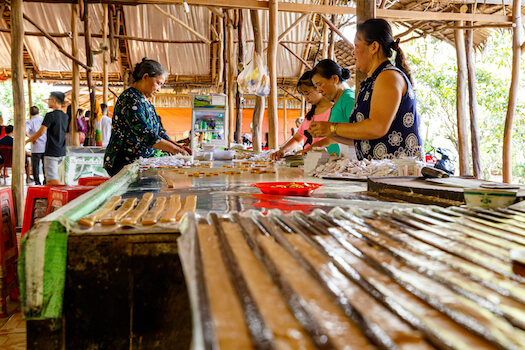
[0,0,521,93]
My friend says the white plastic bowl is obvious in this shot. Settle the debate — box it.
[463,188,516,209]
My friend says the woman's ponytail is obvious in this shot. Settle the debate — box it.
[394,48,413,85]
[305,104,316,121]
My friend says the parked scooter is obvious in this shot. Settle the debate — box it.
[426,146,456,176]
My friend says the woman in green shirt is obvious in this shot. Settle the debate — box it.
[300,59,355,155]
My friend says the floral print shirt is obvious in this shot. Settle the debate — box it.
[349,61,423,161]
[104,87,169,175]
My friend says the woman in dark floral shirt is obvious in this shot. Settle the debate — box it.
[309,19,423,161]
[104,58,190,176]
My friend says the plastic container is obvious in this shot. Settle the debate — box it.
[251,182,323,196]
[213,149,235,160]
[463,188,516,209]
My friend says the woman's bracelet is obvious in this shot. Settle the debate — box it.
[330,123,338,136]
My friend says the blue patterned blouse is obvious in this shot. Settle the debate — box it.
[104,87,169,176]
[349,61,423,161]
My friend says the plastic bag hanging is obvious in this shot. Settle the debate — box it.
[237,51,270,97]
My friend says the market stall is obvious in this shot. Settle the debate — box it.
[19,157,525,349]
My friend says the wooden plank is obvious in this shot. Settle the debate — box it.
[268,0,278,149]
[11,0,24,225]
[71,3,80,146]
[503,0,522,183]
[465,26,481,178]
[455,24,470,176]
[250,9,264,153]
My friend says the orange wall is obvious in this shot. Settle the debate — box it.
[110,106,301,145]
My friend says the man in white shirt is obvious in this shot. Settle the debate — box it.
[26,106,47,185]
[98,103,112,148]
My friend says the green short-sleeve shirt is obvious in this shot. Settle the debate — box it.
[327,89,355,155]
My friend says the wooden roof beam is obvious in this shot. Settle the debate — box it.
[21,0,513,23]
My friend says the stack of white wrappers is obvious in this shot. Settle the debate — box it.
[310,158,398,178]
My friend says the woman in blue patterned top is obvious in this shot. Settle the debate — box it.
[309,19,423,161]
[104,58,190,176]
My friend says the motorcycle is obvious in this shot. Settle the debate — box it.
[426,146,456,176]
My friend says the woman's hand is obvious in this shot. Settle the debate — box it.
[270,149,285,160]
[309,122,335,138]
[296,145,313,155]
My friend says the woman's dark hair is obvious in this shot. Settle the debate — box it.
[297,71,317,121]
[132,58,167,83]
[311,59,351,84]
[356,18,413,84]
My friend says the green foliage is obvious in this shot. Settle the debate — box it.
[407,31,525,181]
[0,81,52,125]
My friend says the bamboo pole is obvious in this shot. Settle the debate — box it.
[328,14,335,60]
[250,9,264,153]
[71,3,80,146]
[11,0,24,225]
[152,4,211,45]
[26,69,32,108]
[465,26,481,178]
[454,23,470,175]
[283,98,287,142]
[84,1,97,146]
[280,42,312,69]
[102,4,109,105]
[299,13,316,78]
[211,14,217,83]
[502,0,522,183]
[235,9,244,144]
[356,0,375,89]
[226,10,236,145]
[268,0,278,149]
[218,12,224,85]
[300,96,305,120]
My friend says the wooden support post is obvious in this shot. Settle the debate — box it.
[11,0,24,225]
[454,24,470,175]
[226,11,236,145]
[71,3,80,146]
[321,0,329,58]
[84,1,97,146]
[218,13,224,86]
[355,0,375,89]
[465,26,481,178]
[211,14,217,84]
[250,9,264,153]
[102,4,109,105]
[283,98,287,142]
[235,9,244,143]
[26,69,32,108]
[503,0,522,183]
[268,0,279,149]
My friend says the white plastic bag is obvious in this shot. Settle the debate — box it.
[237,52,270,97]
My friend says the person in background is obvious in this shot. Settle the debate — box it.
[98,103,112,148]
[306,59,355,156]
[291,117,303,136]
[271,71,333,160]
[26,91,69,185]
[0,113,5,139]
[76,109,86,145]
[104,58,190,176]
[308,18,423,160]
[26,106,47,185]
[0,125,31,182]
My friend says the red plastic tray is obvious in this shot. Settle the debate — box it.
[251,182,323,196]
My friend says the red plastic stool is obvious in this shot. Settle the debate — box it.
[0,188,18,317]
[22,186,54,237]
[46,186,95,215]
[78,176,110,186]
